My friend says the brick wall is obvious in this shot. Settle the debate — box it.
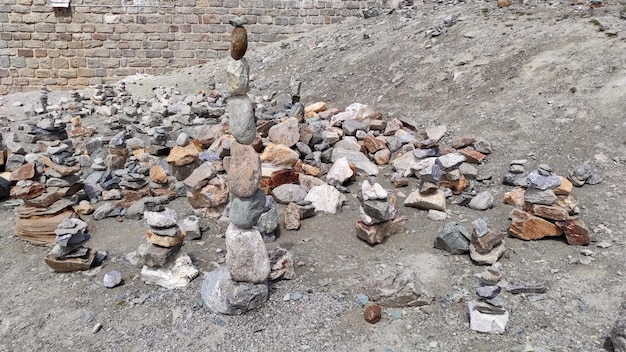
[0,0,389,94]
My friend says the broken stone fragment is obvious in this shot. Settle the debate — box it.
[523,202,570,221]
[268,116,299,147]
[268,247,295,280]
[556,218,591,246]
[272,184,307,204]
[404,189,446,212]
[225,223,270,283]
[524,188,557,205]
[284,202,301,231]
[144,208,177,228]
[434,222,470,254]
[467,301,509,334]
[326,157,354,186]
[201,266,269,315]
[304,184,346,214]
[260,143,299,167]
[137,242,182,267]
[140,251,199,289]
[44,247,96,272]
[227,58,250,95]
[364,304,382,324]
[180,216,201,240]
[356,217,405,245]
[469,242,506,265]
[468,191,494,210]
[363,270,434,307]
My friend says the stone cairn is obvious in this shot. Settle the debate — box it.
[201,17,272,315]
[355,179,404,245]
[44,217,96,272]
[138,203,199,289]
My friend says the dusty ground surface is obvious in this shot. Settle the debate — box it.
[1,1,626,351]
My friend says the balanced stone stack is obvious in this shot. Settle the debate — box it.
[506,164,591,246]
[202,17,271,315]
[139,204,199,289]
[355,180,405,245]
[469,218,506,265]
[44,217,96,272]
[107,132,130,171]
[468,266,509,334]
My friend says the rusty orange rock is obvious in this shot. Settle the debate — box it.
[230,27,248,60]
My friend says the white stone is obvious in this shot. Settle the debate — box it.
[468,301,509,334]
[268,117,300,147]
[331,147,378,176]
[304,184,346,214]
[140,252,199,289]
[361,180,387,200]
[326,157,353,186]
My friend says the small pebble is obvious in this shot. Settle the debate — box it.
[357,293,369,307]
[364,304,382,324]
[388,310,402,319]
[91,323,102,334]
[103,270,122,288]
[291,292,302,301]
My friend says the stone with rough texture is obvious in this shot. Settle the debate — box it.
[180,216,201,240]
[524,188,557,205]
[468,191,494,210]
[183,161,216,191]
[260,143,299,167]
[425,125,447,141]
[257,207,279,234]
[146,229,185,247]
[556,218,591,246]
[44,248,96,272]
[360,194,397,225]
[304,184,346,214]
[10,162,36,181]
[268,117,300,147]
[201,266,269,315]
[227,58,250,95]
[612,311,626,352]
[137,242,182,267]
[149,165,168,184]
[229,188,266,229]
[187,176,229,209]
[103,271,122,288]
[509,209,563,240]
[365,304,382,324]
[436,152,466,170]
[230,27,248,60]
[363,270,434,307]
[284,202,301,230]
[523,203,570,221]
[326,157,354,186]
[331,147,379,176]
[225,224,270,283]
[272,184,307,204]
[434,222,471,254]
[228,142,261,198]
[144,208,177,228]
[468,301,509,334]
[166,143,200,167]
[503,187,525,207]
[140,251,199,289]
[268,247,295,280]
[361,180,388,201]
[228,95,256,145]
[404,189,446,212]
[470,242,506,265]
[356,217,405,245]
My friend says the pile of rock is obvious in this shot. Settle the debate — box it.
[399,127,492,218]
[468,265,508,334]
[469,218,506,265]
[355,180,405,245]
[44,217,96,272]
[505,164,591,246]
[138,204,198,289]
[202,18,272,315]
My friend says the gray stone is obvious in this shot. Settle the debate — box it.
[182,161,216,191]
[360,194,397,225]
[473,138,492,154]
[468,301,509,334]
[176,132,189,146]
[93,202,115,221]
[268,247,295,280]
[225,224,270,283]
[227,142,260,198]
[137,242,182,267]
[271,184,307,204]
[140,251,199,289]
[180,216,201,240]
[331,147,379,176]
[476,285,501,299]
[144,208,177,228]
[229,188,265,229]
[526,171,561,190]
[227,58,250,95]
[435,152,466,170]
[103,271,122,288]
[268,117,299,147]
[434,222,471,254]
[612,310,626,352]
[228,95,256,145]
[256,207,279,234]
[459,162,478,180]
[124,196,169,220]
[304,184,346,214]
[425,125,446,141]
[468,191,494,210]
[201,266,269,315]
[524,188,557,205]
[470,242,506,265]
[326,157,354,186]
[363,270,434,308]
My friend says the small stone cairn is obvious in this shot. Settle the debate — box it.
[139,203,199,289]
[201,17,271,315]
[44,217,96,272]
[355,179,405,245]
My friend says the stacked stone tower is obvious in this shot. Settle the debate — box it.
[201,18,271,315]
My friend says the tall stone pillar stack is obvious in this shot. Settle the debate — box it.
[201,18,271,315]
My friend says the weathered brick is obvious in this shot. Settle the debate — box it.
[69,57,86,68]
[34,49,48,58]
[77,68,96,77]
[128,58,150,67]
[13,33,30,40]
[17,48,33,57]
[94,49,109,57]
[18,68,34,77]
[35,23,54,33]
[52,58,68,69]
[58,69,77,78]
[150,58,168,67]
[25,58,38,68]
[84,41,103,49]
[35,69,50,78]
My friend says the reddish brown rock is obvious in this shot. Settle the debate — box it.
[509,208,563,240]
[40,156,80,176]
[503,187,525,207]
[187,176,229,209]
[556,218,591,246]
[149,164,169,184]
[356,217,405,245]
[471,230,505,255]
[440,176,468,195]
[270,169,299,188]
[497,0,510,7]
[15,209,76,245]
[363,134,387,154]
[10,182,45,200]
[457,147,486,164]
[373,149,391,165]
[10,162,36,181]
[365,304,382,324]
[230,27,248,60]
[167,143,200,167]
[523,202,570,221]
[146,230,186,247]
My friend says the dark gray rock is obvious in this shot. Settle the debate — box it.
[256,207,279,234]
[434,222,471,254]
[612,310,626,352]
[201,266,269,315]
[229,188,266,229]
[476,285,501,299]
